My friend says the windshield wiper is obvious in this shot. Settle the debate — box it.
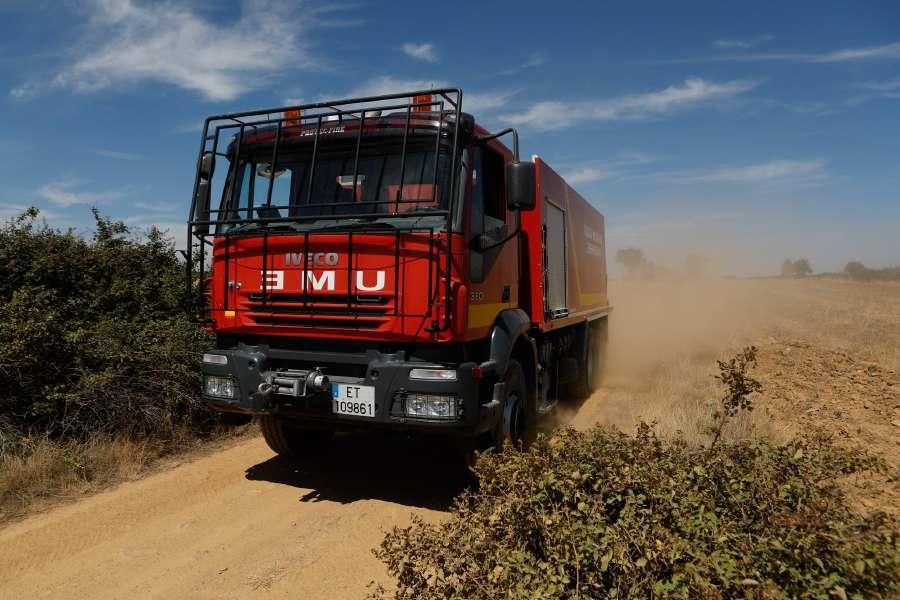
[225,222,259,234]
[226,219,296,235]
[304,221,399,233]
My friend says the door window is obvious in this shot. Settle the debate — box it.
[469,145,507,282]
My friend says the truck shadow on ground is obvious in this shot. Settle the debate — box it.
[244,432,472,510]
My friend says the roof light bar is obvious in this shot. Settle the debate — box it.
[284,108,301,127]
[412,94,432,113]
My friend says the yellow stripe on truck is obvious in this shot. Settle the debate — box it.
[468,302,514,329]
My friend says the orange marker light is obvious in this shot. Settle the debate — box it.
[412,94,432,113]
[224,310,236,318]
[284,109,301,127]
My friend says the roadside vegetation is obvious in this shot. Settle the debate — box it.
[376,347,899,599]
[842,261,900,282]
[0,208,232,521]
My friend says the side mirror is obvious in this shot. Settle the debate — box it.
[507,161,536,211]
[198,152,215,180]
[193,180,211,235]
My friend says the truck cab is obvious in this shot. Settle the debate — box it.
[188,89,609,456]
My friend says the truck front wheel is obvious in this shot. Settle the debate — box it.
[494,359,530,448]
[259,415,331,458]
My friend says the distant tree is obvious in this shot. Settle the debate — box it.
[793,258,813,277]
[616,248,647,276]
[781,258,812,278]
[844,261,867,279]
[781,259,796,278]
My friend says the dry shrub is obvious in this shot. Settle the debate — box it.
[0,208,224,519]
[376,426,899,599]
[377,348,899,598]
[0,208,214,441]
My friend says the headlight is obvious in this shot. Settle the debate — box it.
[204,375,235,398]
[408,368,457,381]
[203,353,228,365]
[404,393,460,419]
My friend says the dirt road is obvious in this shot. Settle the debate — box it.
[0,434,464,599]
[1,279,897,599]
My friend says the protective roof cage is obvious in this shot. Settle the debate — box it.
[185,88,466,330]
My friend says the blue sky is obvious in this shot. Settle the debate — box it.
[1,0,898,275]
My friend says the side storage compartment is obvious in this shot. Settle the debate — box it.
[543,199,568,319]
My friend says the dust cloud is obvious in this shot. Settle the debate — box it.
[563,276,782,439]
[603,277,772,384]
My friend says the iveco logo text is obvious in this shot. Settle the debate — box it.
[284,252,339,266]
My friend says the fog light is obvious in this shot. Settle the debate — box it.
[203,353,228,365]
[204,375,235,399]
[409,368,457,381]
[404,393,460,419]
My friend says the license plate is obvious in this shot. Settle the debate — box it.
[331,383,376,417]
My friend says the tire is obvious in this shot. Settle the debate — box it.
[570,319,607,399]
[493,359,531,448]
[258,415,331,457]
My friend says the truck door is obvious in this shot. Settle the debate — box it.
[543,199,568,318]
[466,145,518,335]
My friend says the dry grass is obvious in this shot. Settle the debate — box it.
[247,560,287,591]
[0,436,159,522]
[0,426,252,524]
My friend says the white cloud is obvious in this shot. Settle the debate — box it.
[713,35,773,49]
[11,0,325,102]
[663,159,828,184]
[464,89,519,113]
[562,166,611,184]
[499,52,546,75]
[37,178,129,207]
[401,42,437,63]
[666,40,900,64]
[560,153,658,186]
[132,200,177,212]
[812,41,900,63]
[344,75,448,99]
[337,76,515,115]
[857,76,900,92]
[122,216,186,247]
[500,78,758,130]
[94,148,142,160]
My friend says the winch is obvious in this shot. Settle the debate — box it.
[256,368,329,398]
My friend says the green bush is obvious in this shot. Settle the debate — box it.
[0,208,213,443]
[376,426,898,599]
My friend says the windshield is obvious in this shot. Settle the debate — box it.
[216,136,455,233]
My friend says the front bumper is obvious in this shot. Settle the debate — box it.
[201,345,501,436]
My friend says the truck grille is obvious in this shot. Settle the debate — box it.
[241,291,393,329]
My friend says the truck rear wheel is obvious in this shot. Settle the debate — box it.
[570,319,607,399]
[259,415,331,458]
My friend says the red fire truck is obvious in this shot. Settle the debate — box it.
[188,88,609,456]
